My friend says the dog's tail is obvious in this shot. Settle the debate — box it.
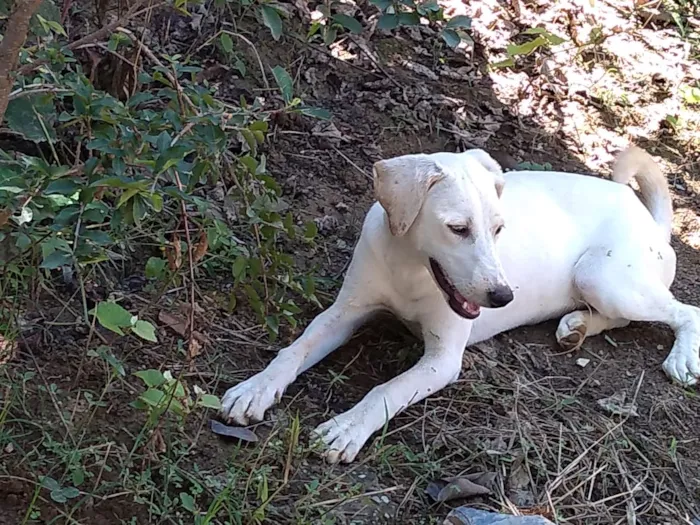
[612,146,673,241]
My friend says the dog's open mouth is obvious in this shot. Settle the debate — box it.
[429,258,481,319]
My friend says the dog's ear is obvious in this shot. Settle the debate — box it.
[463,149,505,198]
[373,155,445,236]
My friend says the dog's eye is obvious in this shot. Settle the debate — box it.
[495,225,504,236]
[448,225,470,237]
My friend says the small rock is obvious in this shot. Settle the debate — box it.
[576,358,590,367]
[336,202,349,212]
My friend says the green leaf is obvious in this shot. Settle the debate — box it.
[180,492,197,513]
[261,5,283,40]
[507,36,547,57]
[490,57,515,69]
[323,25,338,45]
[303,220,318,240]
[244,284,264,317]
[297,106,331,120]
[29,0,61,36]
[445,15,471,29]
[50,489,67,503]
[145,257,166,279]
[369,0,392,10]
[220,33,233,54]
[199,394,222,410]
[60,487,80,499]
[240,128,257,154]
[332,14,363,34]
[0,186,24,194]
[40,250,72,269]
[134,369,166,388]
[36,14,66,36]
[522,28,565,46]
[71,469,85,487]
[5,95,57,143]
[377,14,399,30]
[140,388,167,407]
[45,179,81,195]
[265,314,279,335]
[94,301,133,335]
[543,32,565,45]
[82,230,112,246]
[149,193,163,212]
[441,28,461,48]
[132,320,158,342]
[272,66,294,104]
[681,85,700,105]
[232,256,247,281]
[398,12,420,26]
[42,477,60,491]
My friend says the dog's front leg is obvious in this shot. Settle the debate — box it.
[220,298,376,425]
[313,319,469,463]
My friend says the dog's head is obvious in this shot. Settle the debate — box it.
[373,149,512,319]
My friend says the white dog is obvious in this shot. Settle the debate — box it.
[221,146,700,463]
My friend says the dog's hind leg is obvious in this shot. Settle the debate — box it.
[573,245,700,386]
[556,310,629,351]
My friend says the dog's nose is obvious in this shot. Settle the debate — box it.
[488,285,513,308]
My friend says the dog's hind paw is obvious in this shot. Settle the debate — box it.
[556,312,587,352]
[662,351,700,387]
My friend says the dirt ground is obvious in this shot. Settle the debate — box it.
[2,0,700,523]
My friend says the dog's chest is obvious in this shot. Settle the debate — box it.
[383,268,442,325]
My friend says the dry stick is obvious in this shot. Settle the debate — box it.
[172,170,197,345]
[0,0,44,124]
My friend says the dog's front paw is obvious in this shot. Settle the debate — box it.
[662,351,700,387]
[220,371,288,425]
[313,406,381,464]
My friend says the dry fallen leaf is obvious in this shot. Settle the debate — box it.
[148,428,167,455]
[509,449,535,507]
[193,229,208,263]
[426,472,495,502]
[0,208,11,228]
[209,419,258,442]
[0,335,18,365]
[158,310,188,337]
[93,186,106,201]
[166,234,182,271]
[187,336,203,359]
[597,391,639,417]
